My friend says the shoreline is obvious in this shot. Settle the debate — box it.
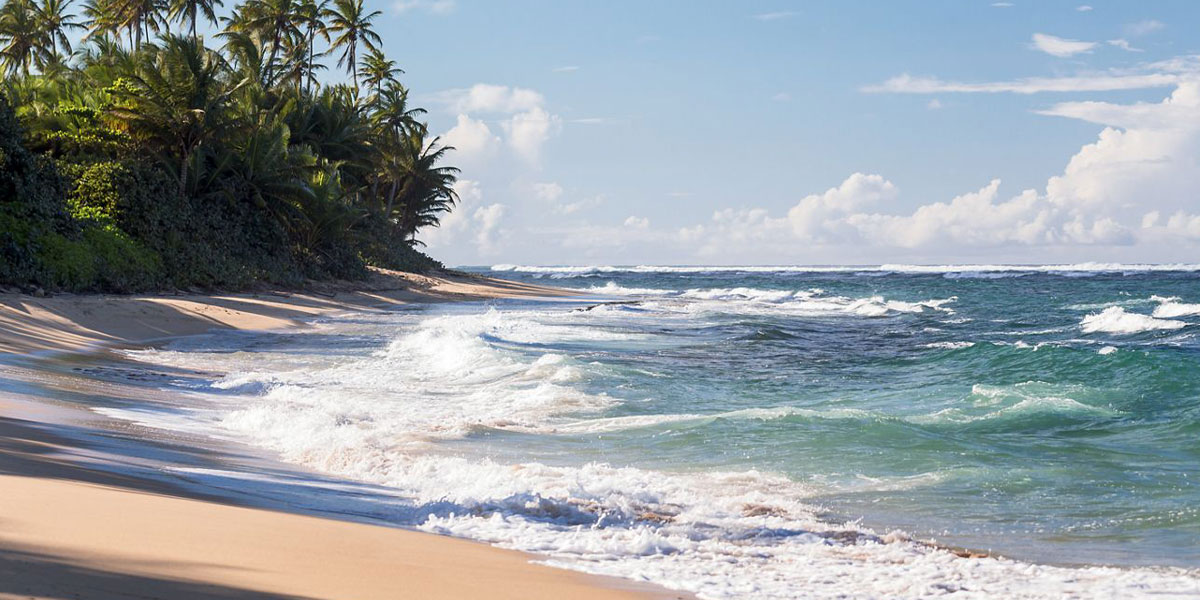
[0,272,689,600]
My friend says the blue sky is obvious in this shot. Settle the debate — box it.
[376,1,1200,265]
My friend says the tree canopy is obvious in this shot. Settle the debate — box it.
[0,0,458,291]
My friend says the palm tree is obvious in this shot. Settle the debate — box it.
[80,0,121,45]
[113,0,167,49]
[322,0,379,96]
[372,81,424,139]
[36,0,83,59]
[168,0,221,39]
[108,34,247,198]
[357,46,399,99]
[296,0,326,93]
[379,132,457,239]
[233,0,302,85]
[0,0,46,76]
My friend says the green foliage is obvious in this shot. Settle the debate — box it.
[1,0,461,293]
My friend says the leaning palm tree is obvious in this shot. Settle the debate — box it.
[357,46,400,100]
[322,0,379,96]
[167,0,221,39]
[36,0,83,59]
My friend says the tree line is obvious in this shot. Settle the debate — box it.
[0,0,458,291]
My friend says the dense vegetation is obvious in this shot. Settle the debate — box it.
[0,0,457,292]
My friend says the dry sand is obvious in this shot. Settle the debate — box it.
[0,272,686,600]
[0,268,575,355]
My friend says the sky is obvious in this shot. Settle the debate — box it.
[361,2,1197,265]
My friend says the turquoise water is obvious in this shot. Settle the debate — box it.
[480,265,1200,568]
[108,264,1200,598]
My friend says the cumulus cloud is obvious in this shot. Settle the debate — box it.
[1077,5,1092,11]
[503,106,561,163]
[421,180,507,254]
[532,182,564,202]
[1031,33,1097,57]
[551,82,1200,261]
[442,114,500,162]
[434,84,562,165]
[437,84,545,114]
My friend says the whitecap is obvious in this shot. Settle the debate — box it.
[1080,307,1187,334]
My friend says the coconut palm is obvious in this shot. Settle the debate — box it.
[357,46,399,100]
[168,0,222,39]
[36,0,83,58]
[372,81,424,139]
[322,0,379,96]
[232,0,302,84]
[80,0,122,44]
[296,0,326,93]
[0,0,47,76]
[379,132,457,239]
[108,34,247,198]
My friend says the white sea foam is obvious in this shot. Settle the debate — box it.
[1152,295,1200,318]
[585,283,957,319]
[492,262,1200,278]
[108,304,1200,599]
[1080,307,1187,334]
[1099,346,1118,355]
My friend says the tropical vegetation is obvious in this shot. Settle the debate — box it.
[0,0,457,292]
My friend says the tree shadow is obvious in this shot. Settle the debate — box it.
[0,547,316,600]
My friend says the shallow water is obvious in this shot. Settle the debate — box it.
[98,264,1200,599]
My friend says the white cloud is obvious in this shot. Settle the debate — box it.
[1126,19,1165,37]
[434,84,563,165]
[503,106,561,164]
[393,0,454,15]
[1107,39,1142,52]
[1076,5,1092,11]
[546,82,1200,261]
[772,92,792,102]
[927,98,943,110]
[863,71,1184,94]
[421,180,506,255]
[752,11,799,21]
[991,2,1013,7]
[553,66,580,73]
[437,84,545,114]
[1031,33,1097,57]
[442,114,500,161]
[532,182,563,202]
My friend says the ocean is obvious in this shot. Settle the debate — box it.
[101,264,1200,598]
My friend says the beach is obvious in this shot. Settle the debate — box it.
[4,264,1200,599]
[0,270,682,600]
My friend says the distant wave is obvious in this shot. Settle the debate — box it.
[584,282,957,318]
[492,263,1200,278]
[1080,306,1187,334]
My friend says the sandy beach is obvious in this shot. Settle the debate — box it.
[0,271,684,600]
